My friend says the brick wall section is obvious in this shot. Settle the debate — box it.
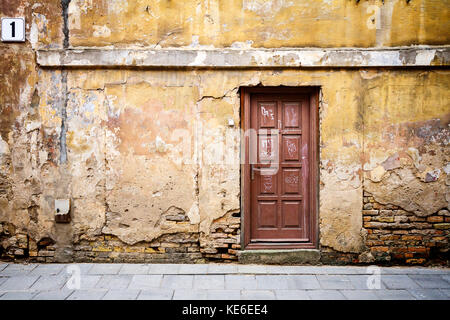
[363,191,450,265]
[0,213,241,263]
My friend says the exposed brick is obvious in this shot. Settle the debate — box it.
[434,223,450,230]
[426,216,443,223]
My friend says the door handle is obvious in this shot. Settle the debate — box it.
[251,165,263,180]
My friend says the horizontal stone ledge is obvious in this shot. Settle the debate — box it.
[36,47,450,68]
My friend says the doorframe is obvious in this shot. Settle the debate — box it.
[240,86,320,250]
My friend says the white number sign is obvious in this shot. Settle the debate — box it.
[1,17,25,42]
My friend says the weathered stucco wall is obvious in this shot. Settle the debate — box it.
[65,0,450,48]
[0,0,449,264]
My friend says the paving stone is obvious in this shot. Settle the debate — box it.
[119,264,150,275]
[315,266,369,275]
[442,275,450,283]
[66,289,108,300]
[0,278,6,287]
[340,290,380,300]
[382,267,450,275]
[375,289,416,300]
[129,275,163,289]
[409,275,450,289]
[30,275,69,291]
[173,289,208,300]
[381,275,421,289]
[0,276,40,290]
[440,289,450,297]
[76,264,95,274]
[78,275,102,289]
[88,264,123,275]
[207,289,241,300]
[161,275,194,289]
[225,275,257,290]
[0,264,8,272]
[0,291,38,300]
[32,289,74,300]
[148,264,180,274]
[346,275,386,290]
[62,275,101,290]
[408,289,449,300]
[95,275,132,289]
[194,275,225,289]
[275,290,310,300]
[237,265,267,274]
[307,290,346,300]
[317,275,354,290]
[29,264,65,276]
[256,275,290,290]
[287,275,321,290]
[241,290,275,300]
[102,289,140,300]
[208,264,238,274]
[137,289,174,300]
[0,264,38,276]
[178,264,209,274]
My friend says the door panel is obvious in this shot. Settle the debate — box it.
[249,93,312,243]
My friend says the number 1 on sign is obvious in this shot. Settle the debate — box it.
[10,21,15,37]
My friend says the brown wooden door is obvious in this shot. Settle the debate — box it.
[243,89,317,248]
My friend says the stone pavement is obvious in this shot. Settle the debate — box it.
[0,263,449,300]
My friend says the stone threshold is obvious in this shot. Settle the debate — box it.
[238,249,321,265]
[36,46,450,68]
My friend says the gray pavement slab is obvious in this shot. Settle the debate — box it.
[161,275,194,289]
[317,275,354,290]
[381,275,421,290]
[440,289,450,297]
[0,264,37,276]
[0,276,40,290]
[225,275,258,290]
[30,275,69,291]
[340,290,380,300]
[409,275,450,289]
[32,289,74,300]
[66,289,108,300]
[381,267,450,275]
[237,265,267,274]
[173,289,208,300]
[194,275,225,289]
[129,275,163,289]
[287,275,321,289]
[241,290,276,300]
[102,289,140,300]
[307,290,346,300]
[408,289,449,300]
[29,264,65,276]
[256,275,290,290]
[0,264,8,272]
[275,290,310,300]
[375,289,416,300]
[346,274,386,290]
[179,264,208,274]
[138,288,174,300]
[89,264,123,275]
[148,264,180,274]
[207,289,241,300]
[119,264,150,275]
[72,275,102,290]
[95,275,132,290]
[0,291,38,300]
[208,264,238,274]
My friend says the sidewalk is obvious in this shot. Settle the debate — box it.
[0,263,449,300]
